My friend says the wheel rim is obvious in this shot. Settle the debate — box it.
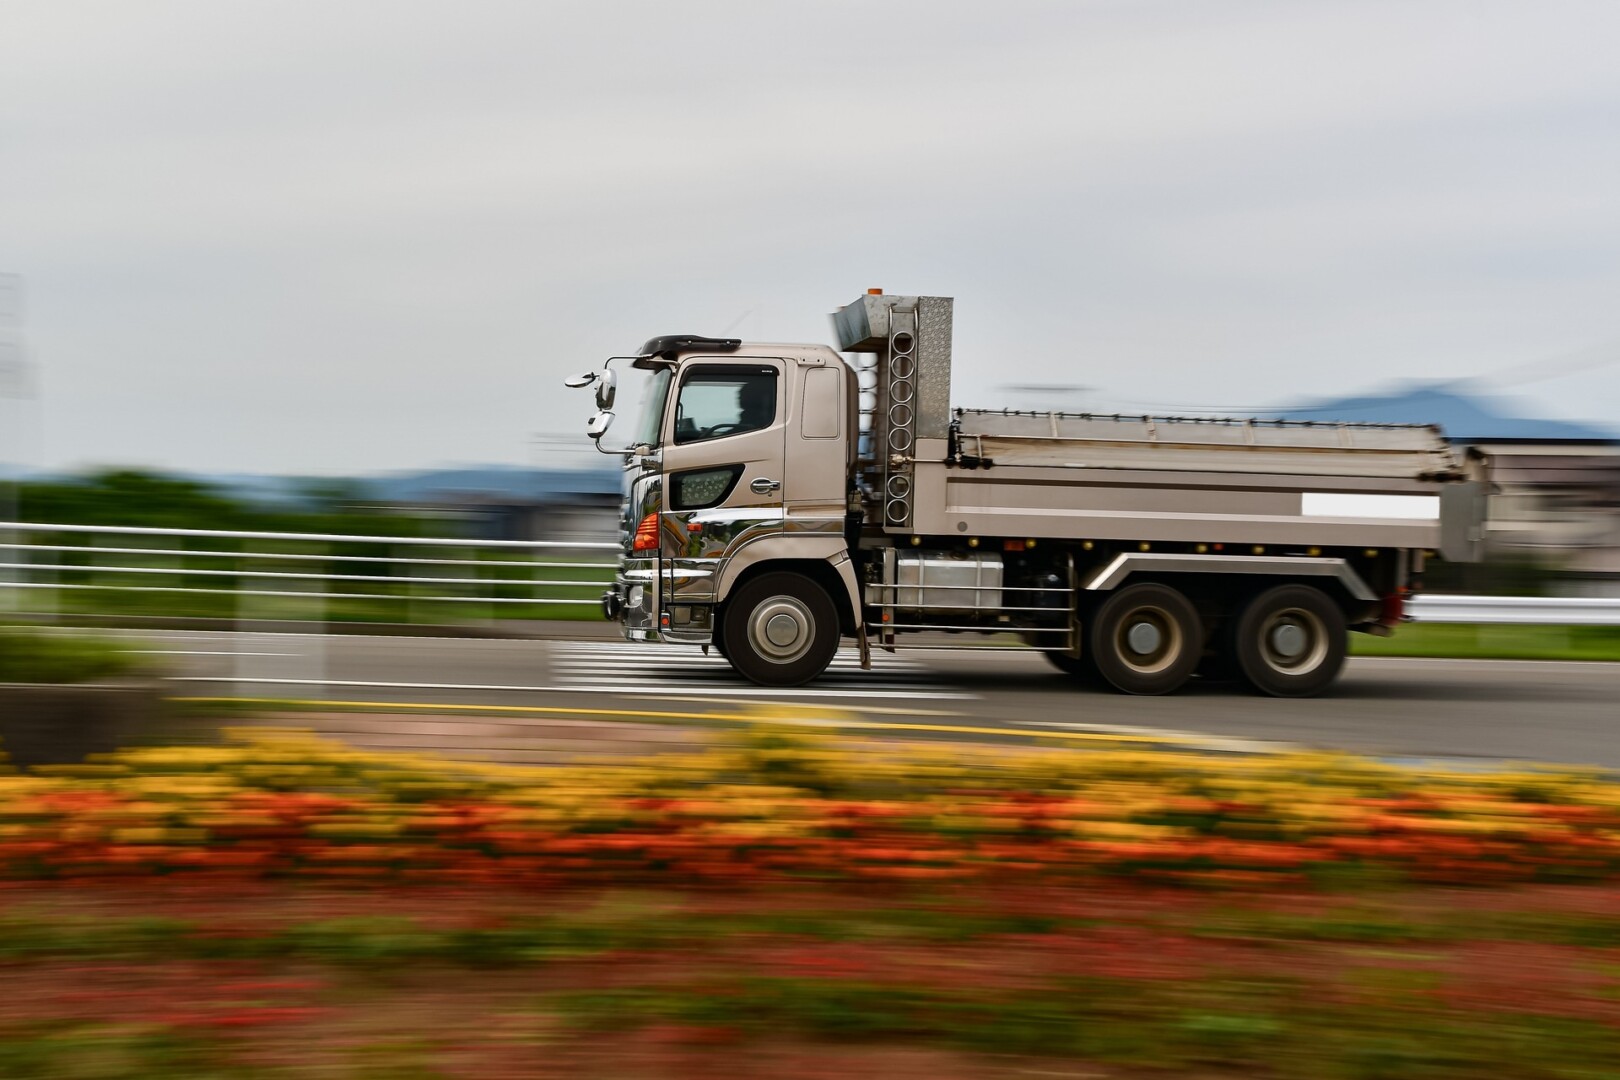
[1111,605,1183,675]
[1256,606,1329,675]
[747,595,816,664]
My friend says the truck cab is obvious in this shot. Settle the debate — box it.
[601,337,865,685]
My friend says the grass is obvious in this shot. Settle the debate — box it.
[0,627,147,684]
[1353,623,1620,662]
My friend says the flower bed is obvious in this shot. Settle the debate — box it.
[1,727,1617,886]
[0,880,1617,1077]
[3,729,1620,1076]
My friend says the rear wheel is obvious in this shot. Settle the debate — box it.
[1233,584,1346,697]
[720,572,840,687]
[1089,583,1201,695]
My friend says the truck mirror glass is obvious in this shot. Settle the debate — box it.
[564,371,599,389]
[594,368,617,410]
[587,410,615,441]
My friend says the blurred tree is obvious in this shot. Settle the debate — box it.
[18,469,427,537]
[21,470,248,529]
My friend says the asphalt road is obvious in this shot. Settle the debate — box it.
[98,625,1620,769]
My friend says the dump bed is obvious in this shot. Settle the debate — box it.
[956,410,1466,480]
[902,410,1485,558]
[833,291,1487,560]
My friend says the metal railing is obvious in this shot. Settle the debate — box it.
[0,521,620,628]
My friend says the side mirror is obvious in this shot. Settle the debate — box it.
[594,368,617,410]
[587,411,615,441]
[564,371,599,389]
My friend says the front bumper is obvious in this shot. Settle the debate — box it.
[615,560,658,639]
[605,561,719,645]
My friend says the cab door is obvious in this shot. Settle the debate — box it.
[656,358,787,637]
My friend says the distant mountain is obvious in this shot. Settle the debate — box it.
[363,465,618,504]
[179,465,620,507]
[1261,383,1617,443]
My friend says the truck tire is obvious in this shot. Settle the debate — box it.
[720,572,840,687]
[1233,584,1347,698]
[1089,583,1201,695]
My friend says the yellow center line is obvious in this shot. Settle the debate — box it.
[173,696,1196,746]
[172,696,741,723]
[758,716,1177,744]
[650,695,964,718]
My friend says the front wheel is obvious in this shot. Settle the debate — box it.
[1233,584,1347,697]
[720,572,840,687]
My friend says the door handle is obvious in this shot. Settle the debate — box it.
[750,477,782,494]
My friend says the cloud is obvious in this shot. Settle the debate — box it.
[3,0,1619,471]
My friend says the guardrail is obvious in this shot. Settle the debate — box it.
[0,521,620,626]
[1407,594,1620,626]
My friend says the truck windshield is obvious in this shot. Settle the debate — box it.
[629,367,672,449]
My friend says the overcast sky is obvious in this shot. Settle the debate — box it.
[4,0,1619,475]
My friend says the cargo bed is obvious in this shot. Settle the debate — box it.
[903,410,1485,555]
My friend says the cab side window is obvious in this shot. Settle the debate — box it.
[673,367,778,445]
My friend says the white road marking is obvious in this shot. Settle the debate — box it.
[1012,720,1299,755]
[133,649,296,657]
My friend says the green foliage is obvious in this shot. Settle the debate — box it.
[0,628,144,684]
[17,468,429,537]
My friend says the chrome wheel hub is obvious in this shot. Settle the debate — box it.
[748,596,815,664]
[1114,606,1181,674]
[765,613,800,648]
[1258,608,1328,673]
[1270,623,1307,659]
[1126,621,1163,655]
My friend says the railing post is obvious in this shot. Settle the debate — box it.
[234,538,326,699]
[0,521,15,619]
[31,531,56,623]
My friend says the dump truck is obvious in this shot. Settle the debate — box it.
[565,291,1488,696]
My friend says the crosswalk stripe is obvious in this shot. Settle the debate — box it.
[547,641,967,699]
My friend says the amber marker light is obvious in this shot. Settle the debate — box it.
[632,513,660,552]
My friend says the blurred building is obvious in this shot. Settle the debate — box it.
[358,466,620,543]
